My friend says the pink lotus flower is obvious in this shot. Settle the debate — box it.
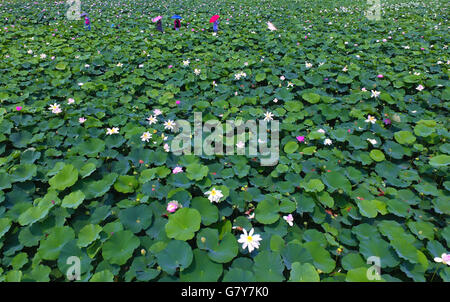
[79,117,86,124]
[377,74,383,78]
[167,200,180,213]
[172,166,183,174]
[168,65,173,68]
[176,100,181,105]
[16,106,22,111]
[296,136,305,143]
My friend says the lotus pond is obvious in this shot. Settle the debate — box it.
[0,0,449,282]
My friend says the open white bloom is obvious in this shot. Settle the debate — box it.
[183,60,190,66]
[416,84,425,91]
[48,103,61,114]
[365,115,377,124]
[106,127,119,135]
[283,214,294,226]
[287,82,294,88]
[367,138,377,145]
[116,62,123,67]
[264,111,274,121]
[153,109,162,116]
[238,228,262,253]
[342,65,348,72]
[141,131,152,142]
[371,90,381,98]
[324,138,332,145]
[40,53,46,59]
[317,128,326,134]
[164,120,176,131]
[204,188,224,203]
[273,98,279,103]
[67,98,75,104]
[305,62,313,68]
[147,115,158,125]
[434,253,450,265]
[194,68,201,75]
[267,21,277,31]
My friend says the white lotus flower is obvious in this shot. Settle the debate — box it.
[204,188,224,203]
[267,21,277,31]
[236,141,245,149]
[106,127,119,135]
[371,90,380,98]
[365,115,377,124]
[141,131,152,142]
[317,129,326,134]
[367,138,377,145]
[48,103,61,114]
[183,60,190,66]
[416,84,425,91]
[324,138,332,145]
[164,120,176,131]
[194,68,201,75]
[238,228,262,253]
[147,115,158,125]
[305,62,313,68]
[263,111,274,121]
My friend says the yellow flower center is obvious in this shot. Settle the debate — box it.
[247,236,253,241]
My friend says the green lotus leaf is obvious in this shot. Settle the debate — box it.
[180,249,223,282]
[394,131,416,145]
[61,190,85,209]
[429,154,450,167]
[89,270,114,282]
[118,205,153,233]
[369,149,385,162]
[38,226,75,260]
[77,224,102,248]
[156,240,193,275]
[102,230,140,265]
[253,251,285,282]
[289,262,320,282]
[165,208,201,241]
[255,196,280,224]
[196,228,238,263]
[49,164,78,191]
